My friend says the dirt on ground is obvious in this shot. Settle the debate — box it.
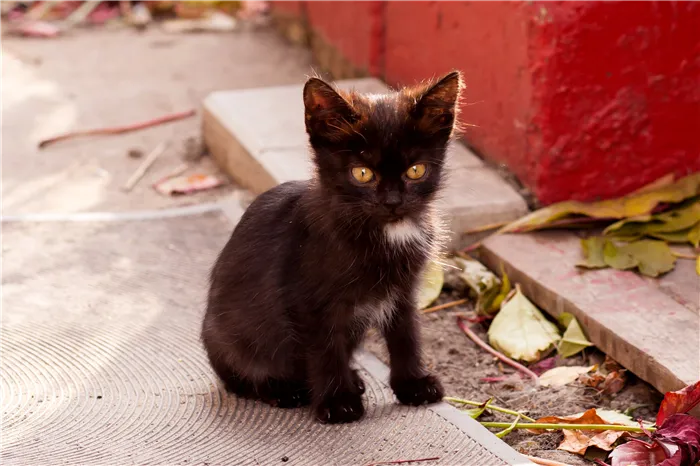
[364,290,662,466]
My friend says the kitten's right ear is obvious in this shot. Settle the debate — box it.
[303,78,357,142]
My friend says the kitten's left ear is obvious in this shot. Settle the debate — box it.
[413,71,463,137]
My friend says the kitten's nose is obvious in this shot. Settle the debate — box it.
[383,191,402,210]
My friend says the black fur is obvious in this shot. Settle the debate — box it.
[202,72,463,424]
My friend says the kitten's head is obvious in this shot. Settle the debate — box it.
[303,71,462,229]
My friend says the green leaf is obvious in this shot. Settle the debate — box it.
[577,237,608,268]
[485,266,511,314]
[648,227,696,243]
[645,199,700,233]
[487,286,561,362]
[462,397,493,419]
[616,240,676,277]
[417,260,444,309]
[495,414,521,439]
[558,314,593,358]
[603,241,638,270]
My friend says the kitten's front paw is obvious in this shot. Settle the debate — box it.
[391,374,444,406]
[315,391,365,424]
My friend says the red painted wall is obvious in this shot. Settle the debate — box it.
[272,1,700,204]
[528,1,700,203]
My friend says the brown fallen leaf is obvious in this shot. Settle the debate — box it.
[559,428,631,455]
[579,356,627,395]
[532,409,647,456]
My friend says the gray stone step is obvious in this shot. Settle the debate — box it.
[202,78,528,249]
[1,209,531,466]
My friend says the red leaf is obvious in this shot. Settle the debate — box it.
[657,381,700,427]
[609,439,668,466]
[653,414,700,466]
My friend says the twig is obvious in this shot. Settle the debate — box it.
[671,250,698,260]
[63,1,100,28]
[456,317,539,382]
[461,242,482,254]
[444,397,536,422]
[463,221,508,235]
[123,142,167,192]
[152,163,189,187]
[422,298,468,314]
[38,109,196,148]
[525,455,575,466]
[365,457,440,466]
[479,421,655,433]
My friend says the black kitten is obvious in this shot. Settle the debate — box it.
[202,71,462,424]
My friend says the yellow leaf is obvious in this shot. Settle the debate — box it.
[696,256,700,276]
[487,286,560,362]
[557,314,593,358]
[501,172,700,233]
[689,222,700,248]
[539,366,595,387]
[417,260,444,309]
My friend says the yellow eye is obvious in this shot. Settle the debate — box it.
[406,164,427,180]
[351,167,374,183]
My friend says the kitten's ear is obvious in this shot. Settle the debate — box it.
[413,71,463,137]
[303,78,358,142]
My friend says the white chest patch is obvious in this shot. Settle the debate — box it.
[383,218,424,246]
[353,292,398,331]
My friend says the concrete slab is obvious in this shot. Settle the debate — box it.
[480,231,700,395]
[202,80,527,249]
[1,211,531,466]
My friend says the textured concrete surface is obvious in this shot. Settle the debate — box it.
[2,27,312,215]
[1,213,530,466]
[202,80,527,249]
[480,231,700,395]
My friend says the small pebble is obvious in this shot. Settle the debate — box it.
[281,456,289,462]
[128,148,144,159]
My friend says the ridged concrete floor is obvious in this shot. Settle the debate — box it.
[1,209,529,465]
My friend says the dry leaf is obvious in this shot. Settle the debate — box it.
[417,260,444,310]
[557,313,593,358]
[487,286,560,362]
[451,257,506,314]
[560,428,630,455]
[579,357,628,395]
[534,408,647,456]
[539,366,594,387]
[500,172,700,233]
[154,174,222,195]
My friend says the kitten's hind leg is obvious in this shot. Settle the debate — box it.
[208,354,258,398]
[258,378,311,409]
